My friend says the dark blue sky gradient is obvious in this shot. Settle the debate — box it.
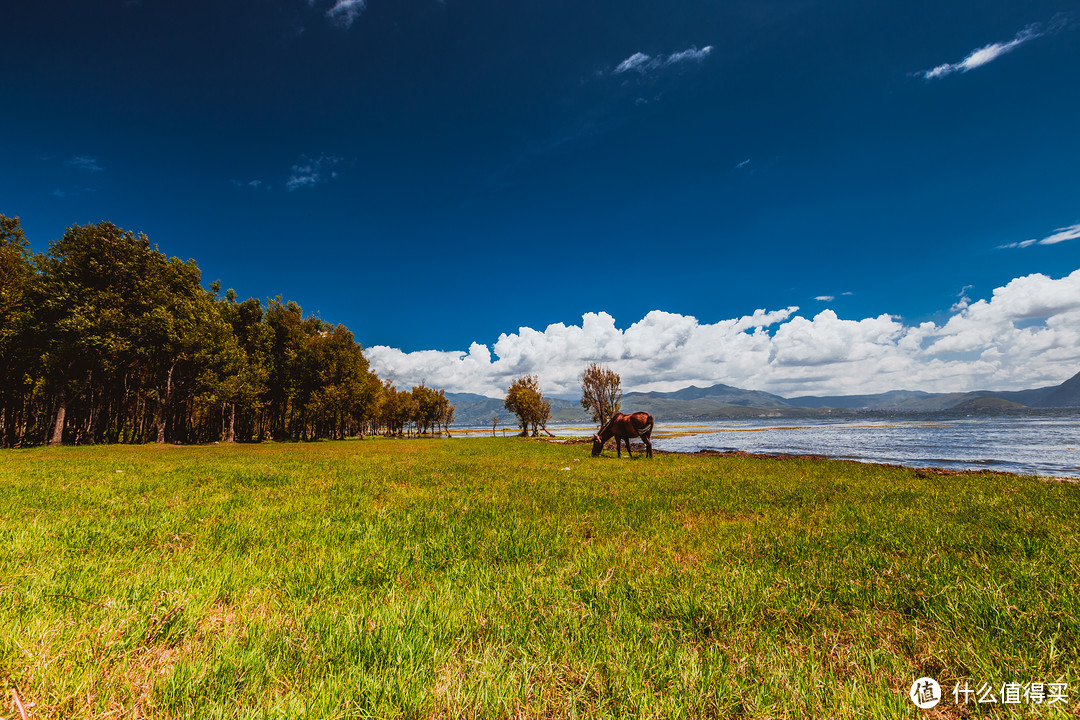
[3,0,1079,352]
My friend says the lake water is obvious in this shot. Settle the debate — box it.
[483,410,1080,478]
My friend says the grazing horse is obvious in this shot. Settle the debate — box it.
[591,412,654,458]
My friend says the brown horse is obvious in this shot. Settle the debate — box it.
[591,412,654,458]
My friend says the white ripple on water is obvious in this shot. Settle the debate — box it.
[647,416,1080,478]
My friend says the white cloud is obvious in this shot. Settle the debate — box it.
[919,23,1042,79]
[922,272,1080,367]
[1040,223,1080,245]
[613,45,713,75]
[66,156,103,173]
[770,311,903,368]
[615,52,653,74]
[1000,222,1080,249]
[665,46,714,65]
[50,185,95,199]
[286,154,341,191]
[365,270,1080,399]
[231,179,268,190]
[305,0,366,28]
[814,295,834,302]
[950,285,973,313]
[326,0,366,27]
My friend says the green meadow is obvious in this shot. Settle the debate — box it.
[1,438,1078,719]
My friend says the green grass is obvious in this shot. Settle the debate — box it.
[1,438,1078,719]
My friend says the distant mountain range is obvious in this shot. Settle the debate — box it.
[787,370,1080,412]
[446,370,1080,425]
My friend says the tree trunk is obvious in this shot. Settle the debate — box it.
[155,363,175,444]
[154,390,166,444]
[227,402,236,442]
[50,389,66,446]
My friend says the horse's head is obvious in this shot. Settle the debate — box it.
[591,434,603,456]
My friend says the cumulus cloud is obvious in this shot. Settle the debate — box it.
[613,45,713,75]
[921,272,1080,368]
[365,270,1080,399]
[918,23,1044,79]
[286,154,341,191]
[999,222,1080,249]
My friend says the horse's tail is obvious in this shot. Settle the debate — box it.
[639,422,653,438]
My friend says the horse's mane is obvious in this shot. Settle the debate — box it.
[596,413,622,438]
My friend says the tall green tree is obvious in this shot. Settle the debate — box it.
[218,294,271,442]
[0,215,31,330]
[34,222,169,443]
[0,216,38,446]
[144,254,231,443]
[411,383,447,436]
[504,375,551,437]
[308,323,375,439]
[263,298,307,439]
[580,362,622,428]
[439,396,455,437]
[378,383,413,437]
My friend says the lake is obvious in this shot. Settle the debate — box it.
[476,410,1080,478]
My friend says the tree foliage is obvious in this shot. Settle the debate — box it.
[0,215,31,330]
[580,362,622,428]
[0,216,452,446]
[504,375,551,436]
[0,216,36,446]
[412,383,451,437]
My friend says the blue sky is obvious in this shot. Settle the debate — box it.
[3,1,1080,396]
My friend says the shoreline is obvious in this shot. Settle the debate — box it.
[545,435,1080,483]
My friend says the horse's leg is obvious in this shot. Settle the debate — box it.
[625,436,634,459]
[615,438,621,457]
[642,434,653,458]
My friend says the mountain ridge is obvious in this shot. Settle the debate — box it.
[444,370,1080,424]
[789,370,1080,411]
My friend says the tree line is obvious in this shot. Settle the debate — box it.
[0,216,452,447]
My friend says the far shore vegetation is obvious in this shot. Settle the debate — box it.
[2,437,1078,718]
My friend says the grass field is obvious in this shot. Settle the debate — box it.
[1,437,1078,719]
